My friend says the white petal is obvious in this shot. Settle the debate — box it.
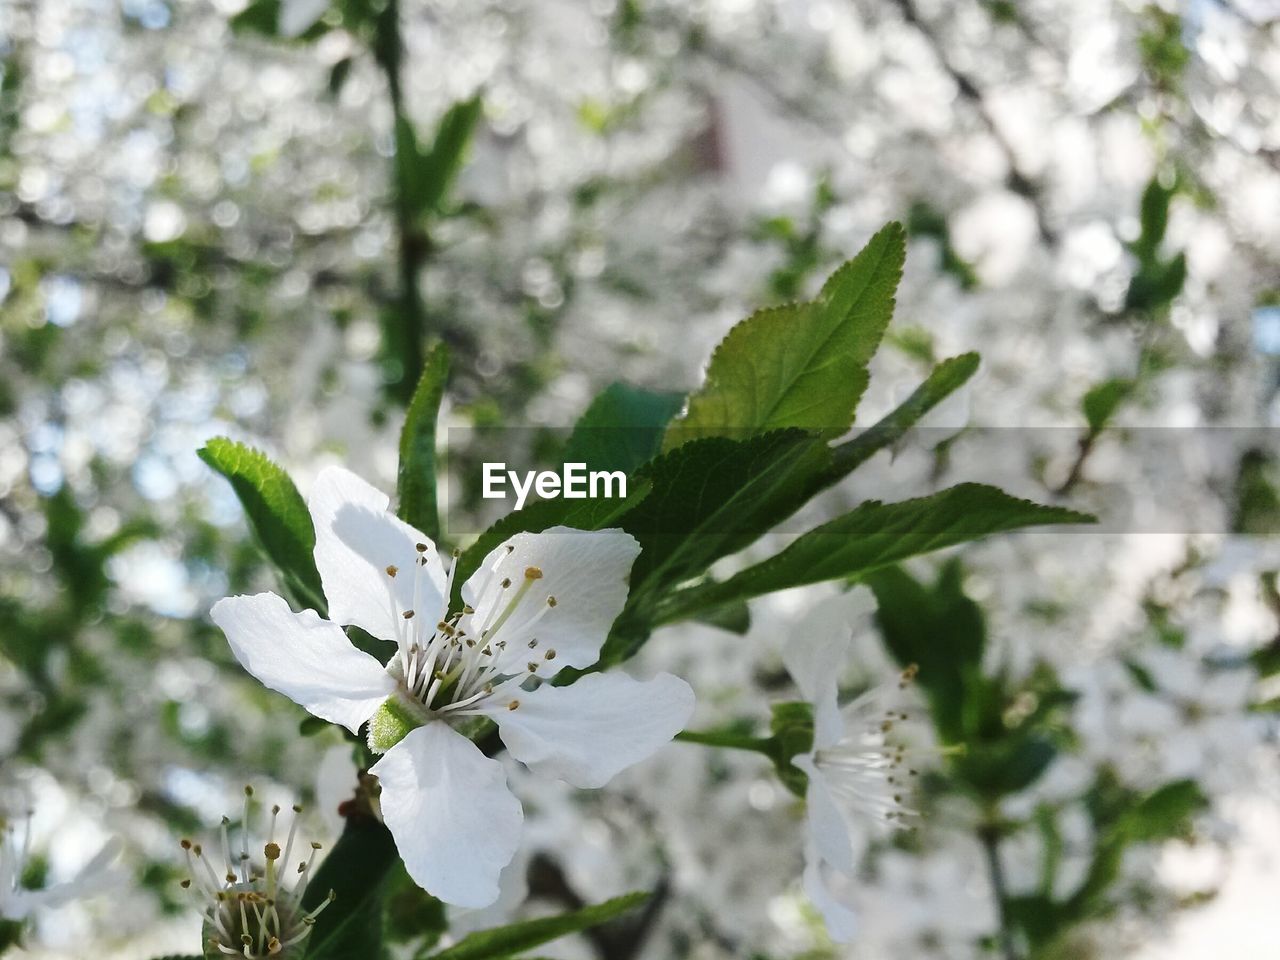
[309,466,447,640]
[461,527,639,670]
[3,837,122,919]
[486,672,694,789]
[371,723,523,908]
[781,590,871,749]
[211,593,393,734]
[794,754,856,876]
[803,850,859,943]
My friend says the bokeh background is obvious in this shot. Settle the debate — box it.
[2,0,1280,957]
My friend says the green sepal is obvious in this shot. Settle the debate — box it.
[768,700,815,797]
[0,919,24,956]
[367,695,422,753]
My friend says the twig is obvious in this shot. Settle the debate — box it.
[979,823,1021,960]
[884,0,1057,246]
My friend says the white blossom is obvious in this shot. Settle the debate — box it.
[212,466,694,907]
[0,815,119,923]
[179,787,332,960]
[780,590,925,942]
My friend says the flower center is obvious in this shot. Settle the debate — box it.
[381,547,559,720]
[814,665,922,828]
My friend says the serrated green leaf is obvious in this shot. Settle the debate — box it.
[664,222,905,448]
[398,343,449,540]
[659,484,1092,622]
[197,438,324,612]
[623,430,831,598]
[421,892,648,960]
[302,816,399,960]
[564,382,684,474]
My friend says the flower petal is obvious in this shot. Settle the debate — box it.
[461,527,639,671]
[486,671,694,789]
[3,837,122,919]
[211,593,394,733]
[309,466,447,639]
[781,589,872,749]
[371,722,523,908]
[802,849,859,943]
[794,754,857,876]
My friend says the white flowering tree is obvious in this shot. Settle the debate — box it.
[1,0,1278,957]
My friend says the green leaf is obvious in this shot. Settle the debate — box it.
[691,600,750,634]
[1132,174,1176,264]
[864,561,985,744]
[398,343,449,540]
[228,0,329,39]
[828,352,979,477]
[659,484,1092,621]
[622,431,831,600]
[1065,778,1205,921]
[421,892,649,960]
[564,382,684,474]
[1125,250,1187,313]
[400,97,484,219]
[302,816,399,960]
[1082,378,1134,434]
[664,222,905,448]
[197,438,325,612]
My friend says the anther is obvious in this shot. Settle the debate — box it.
[402,610,415,620]
[525,566,543,580]
[528,662,539,672]
[507,700,520,710]
[416,543,428,553]
[265,842,281,861]
[547,596,557,607]
[501,578,511,588]
[544,649,556,660]
[528,639,538,649]
[386,565,398,578]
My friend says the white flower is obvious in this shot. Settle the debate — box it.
[211,466,694,908]
[0,814,120,923]
[779,591,923,942]
[180,787,333,959]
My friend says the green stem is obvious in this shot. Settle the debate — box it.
[373,0,429,404]
[979,822,1021,960]
[675,729,773,754]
